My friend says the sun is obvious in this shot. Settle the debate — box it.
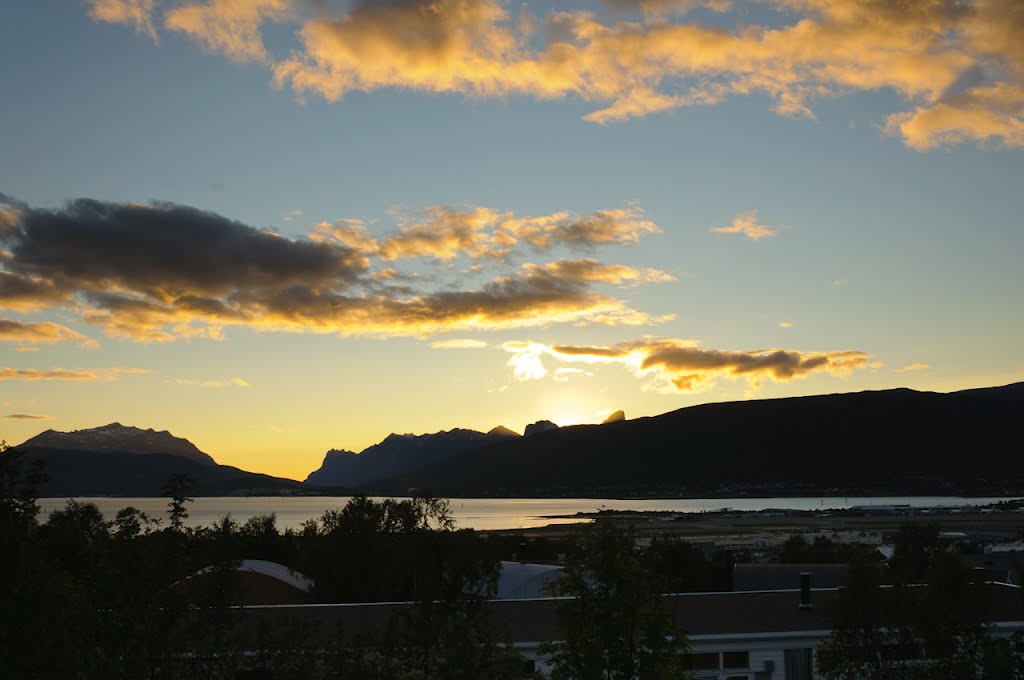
[539,389,605,427]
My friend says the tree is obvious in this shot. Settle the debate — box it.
[162,473,197,531]
[542,516,690,680]
[0,439,46,538]
[817,551,1009,680]
[816,560,917,680]
[889,523,941,585]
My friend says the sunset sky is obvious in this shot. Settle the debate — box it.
[2,0,1022,480]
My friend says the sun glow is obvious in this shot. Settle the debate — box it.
[537,388,607,427]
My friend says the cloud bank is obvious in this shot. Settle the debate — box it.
[0,196,669,342]
[86,0,1024,149]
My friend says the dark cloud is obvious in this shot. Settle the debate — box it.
[9,199,365,296]
[0,273,66,311]
[0,196,666,340]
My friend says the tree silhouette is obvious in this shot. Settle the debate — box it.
[542,516,691,680]
[161,473,197,531]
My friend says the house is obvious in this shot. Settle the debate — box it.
[224,580,1024,679]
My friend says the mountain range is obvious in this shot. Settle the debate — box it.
[7,382,1024,498]
[372,383,1024,497]
[305,426,522,488]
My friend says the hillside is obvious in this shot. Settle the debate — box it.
[11,423,302,496]
[372,384,1024,497]
[305,426,520,488]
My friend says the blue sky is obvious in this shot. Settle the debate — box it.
[1,1,1022,479]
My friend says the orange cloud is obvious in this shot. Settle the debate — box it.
[885,84,1024,150]
[174,376,250,388]
[528,259,674,285]
[0,319,99,348]
[272,0,1024,148]
[380,206,504,261]
[711,210,777,240]
[165,0,292,63]
[897,362,930,372]
[1,196,670,342]
[87,0,158,41]
[504,338,869,392]
[0,367,152,382]
[75,0,1013,150]
[321,205,660,262]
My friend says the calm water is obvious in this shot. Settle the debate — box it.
[36,495,1021,532]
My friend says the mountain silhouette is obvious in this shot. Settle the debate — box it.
[305,427,519,488]
[12,423,301,496]
[372,383,1024,497]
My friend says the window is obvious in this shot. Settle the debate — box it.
[684,650,752,679]
[723,651,750,669]
[685,652,721,671]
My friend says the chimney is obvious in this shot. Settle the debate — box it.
[799,572,812,609]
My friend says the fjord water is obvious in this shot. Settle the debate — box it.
[37,495,1020,531]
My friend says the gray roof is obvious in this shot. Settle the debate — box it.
[227,582,1024,648]
[733,563,850,591]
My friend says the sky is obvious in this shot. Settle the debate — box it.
[1,0,1022,481]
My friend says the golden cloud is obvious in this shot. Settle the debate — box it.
[0,367,152,382]
[897,362,930,372]
[1,196,670,342]
[311,205,661,263]
[380,206,504,261]
[884,84,1024,150]
[0,319,99,348]
[87,0,158,41]
[504,338,870,392]
[499,208,661,251]
[4,413,56,421]
[711,210,778,240]
[273,0,1024,148]
[165,0,292,63]
[528,259,674,285]
[0,201,22,233]
[430,338,489,349]
[80,0,1023,150]
[174,376,250,388]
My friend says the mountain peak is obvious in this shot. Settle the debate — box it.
[524,420,559,437]
[17,423,216,465]
[306,425,526,487]
[601,410,626,424]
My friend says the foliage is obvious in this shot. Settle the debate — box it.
[542,516,691,680]
[0,472,530,679]
[645,536,732,592]
[817,536,1019,680]
[779,534,882,565]
[162,472,198,531]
